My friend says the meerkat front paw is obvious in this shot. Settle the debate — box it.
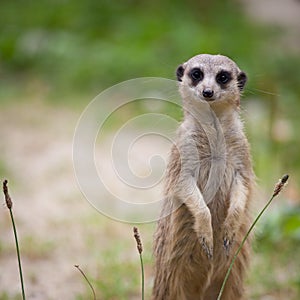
[223,221,237,254]
[223,228,235,254]
[194,210,214,259]
[199,234,213,259]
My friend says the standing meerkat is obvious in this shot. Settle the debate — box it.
[152,54,255,300]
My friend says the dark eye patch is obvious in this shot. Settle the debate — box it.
[216,71,232,85]
[189,68,204,84]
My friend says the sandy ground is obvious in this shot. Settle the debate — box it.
[0,103,94,299]
[0,101,168,299]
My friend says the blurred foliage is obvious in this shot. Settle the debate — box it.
[0,293,21,300]
[0,0,281,95]
[257,207,300,244]
[2,0,300,182]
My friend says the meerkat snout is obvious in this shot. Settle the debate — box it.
[202,88,214,99]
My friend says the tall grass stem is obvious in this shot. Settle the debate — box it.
[139,253,145,300]
[3,180,26,300]
[217,175,289,300]
[10,209,26,300]
[133,227,144,300]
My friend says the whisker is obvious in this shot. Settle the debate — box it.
[246,88,280,97]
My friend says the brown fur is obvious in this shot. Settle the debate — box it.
[152,54,255,300]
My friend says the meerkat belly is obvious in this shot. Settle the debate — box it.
[196,148,238,229]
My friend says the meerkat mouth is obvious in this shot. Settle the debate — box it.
[199,96,216,103]
[203,98,216,102]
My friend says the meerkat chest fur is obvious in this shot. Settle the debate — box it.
[170,108,250,226]
[185,111,250,222]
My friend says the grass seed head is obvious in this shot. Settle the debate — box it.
[3,179,13,209]
[273,174,289,197]
[133,226,143,254]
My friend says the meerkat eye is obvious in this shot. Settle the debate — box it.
[216,71,231,85]
[190,68,204,81]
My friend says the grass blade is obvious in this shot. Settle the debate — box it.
[75,265,96,300]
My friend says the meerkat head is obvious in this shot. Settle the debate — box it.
[176,54,247,108]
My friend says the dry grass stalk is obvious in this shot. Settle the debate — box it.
[3,179,13,209]
[75,265,96,300]
[133,226,143,254]
[2,179,26,300]
[133,226,144,300]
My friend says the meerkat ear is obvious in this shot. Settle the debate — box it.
[237,72,247,91]
[176,65,185,82]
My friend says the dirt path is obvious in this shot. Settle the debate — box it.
[0,103,93,299]
[0,101,163,299]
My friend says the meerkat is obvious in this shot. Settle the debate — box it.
[152,54,255,300]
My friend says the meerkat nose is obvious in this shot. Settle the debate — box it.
[202,89,214,99]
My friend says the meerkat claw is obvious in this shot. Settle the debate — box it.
[200,236,213,259]
[223,238,231,253]
[223,232,235,254]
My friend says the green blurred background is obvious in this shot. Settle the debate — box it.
[0,0,300,299]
